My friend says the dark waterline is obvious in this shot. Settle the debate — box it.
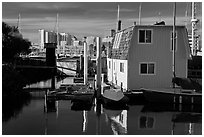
[2,78,202,135]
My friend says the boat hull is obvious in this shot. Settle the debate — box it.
[102,95,129,108]
[142,88,202,105]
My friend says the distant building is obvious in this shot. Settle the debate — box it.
[39,29,72,55]
[107,25,191,91]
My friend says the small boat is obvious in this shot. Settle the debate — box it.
[141,88,202,105]
[102,88,129,107]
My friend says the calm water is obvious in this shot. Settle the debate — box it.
[2,78,202,135]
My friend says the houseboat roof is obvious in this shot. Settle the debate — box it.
[111,26,134,60]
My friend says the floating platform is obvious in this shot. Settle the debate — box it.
[47,83,95,101]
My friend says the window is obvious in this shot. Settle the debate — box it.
[170,31,177,51]
[109,61,111,69]
[120,62,124,72]
[140,62,156,75]
[139,29,152,44]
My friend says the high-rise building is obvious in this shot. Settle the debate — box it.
[39,29,72,55]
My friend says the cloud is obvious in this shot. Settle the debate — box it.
[2,2,202,44]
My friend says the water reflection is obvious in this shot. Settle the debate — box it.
[139,103,202,135]
[2,76,202,135]
[3,98,202,135]
[2,93,31,123]
[104,109,127,135]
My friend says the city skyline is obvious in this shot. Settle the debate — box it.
[2,2,202,44]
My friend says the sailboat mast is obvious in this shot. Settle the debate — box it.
[139,3,142,25]
[172,2,176,88]
[191,2,198,56]
[116,5,120,32]
[57,13,59,46]
[17,13,21,33]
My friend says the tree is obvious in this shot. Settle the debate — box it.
[2,22,31,62]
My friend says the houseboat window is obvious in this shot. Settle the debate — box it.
[139,30,145,43]
[148,63,155,74]
[140,64,147,74]
[139,30,152,44]
[146,30,152,43]
[140,63,155,75]
[120,63,124,72]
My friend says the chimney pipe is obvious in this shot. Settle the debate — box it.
[118,20,122,31]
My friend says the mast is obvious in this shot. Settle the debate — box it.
[56,13,59,55]
[139,3,142,25]
[185,3,189,27]
[191,2,198,56]
[172,2,176,88]
[17,13,21,33]
[117,5,120,22]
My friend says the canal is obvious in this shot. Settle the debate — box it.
[2,77,202,135]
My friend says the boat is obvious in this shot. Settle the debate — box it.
[124,90,145,105]
[141,88,201,105]
[101,88,129,108]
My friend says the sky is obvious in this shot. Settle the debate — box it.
[2,2,202,44]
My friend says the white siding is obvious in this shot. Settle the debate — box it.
[107,58,128,90]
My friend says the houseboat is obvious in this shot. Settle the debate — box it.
[107,24,191,91]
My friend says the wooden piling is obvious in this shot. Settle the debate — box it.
[84,39,88,85]
[96,37,102,99]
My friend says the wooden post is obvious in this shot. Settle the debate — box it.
[101,74,104,95]
[80,55,84,77]
[96,37,102,99]
[84,39,88,85]
[44,89,48,113]
[51,75,55,89]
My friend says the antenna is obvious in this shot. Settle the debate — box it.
[191,2,199,56]
[139,3,142,25]
[185,3,189,27]
[117,5,120,21]
[172,2,176,88]
[158,12,161,22]
[116,5,120,31]
[56,13,59,44]
[17,13,21,33]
